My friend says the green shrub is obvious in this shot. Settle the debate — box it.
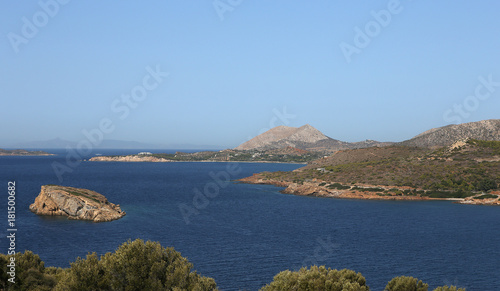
[0,251,57,291]
[476,179,498,191]
[327,183,351,190]
[260,266,369,291]
[385,276,428,291]
[425,190,474,199]
[474,194,498,200]
[352,186,385,192]
[55,239,217,290]
[433,285,466,291]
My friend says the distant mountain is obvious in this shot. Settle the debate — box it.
[98,139,164,149]
[11,138,221,150]
[235,124,390,152]
[0,148,52,156]
[400,119,500,148]
[11,138,159,149]
[13,138,76,149]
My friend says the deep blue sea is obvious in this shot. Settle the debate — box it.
[1,149,499,290]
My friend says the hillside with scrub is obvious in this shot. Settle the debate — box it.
[244,139,500,200]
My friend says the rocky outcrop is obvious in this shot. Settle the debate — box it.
[459,191,500,206]
[29,185,126,222]
[89,155,172,162]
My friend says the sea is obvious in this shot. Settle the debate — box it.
[1,149,499,291]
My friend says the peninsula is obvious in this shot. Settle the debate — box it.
[0,148,52,156]
[88,147,322,164]
[238,139,500,206]
[29,185,126,222]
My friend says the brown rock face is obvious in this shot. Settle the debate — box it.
[29,185,126,222]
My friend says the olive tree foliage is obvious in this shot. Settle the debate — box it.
[433,286,466,291]
[55,239,217,291]
[0,251,57,291]
[260,265,369,291]
[385,276,428,291]
[1,245,468,291]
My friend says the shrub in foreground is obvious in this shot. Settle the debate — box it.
[433,286,466,291]
[55,239,217,290]
[385,276,428,291]
[260,265,369,291]
[1,239,216,291]
[1,246,469,290]
[0,251,57,291]
[385,276,467,291]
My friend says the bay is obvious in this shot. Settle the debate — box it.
[1,150,499,290]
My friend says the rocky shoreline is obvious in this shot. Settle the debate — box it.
[237,174,500,206]
[460,192,500,206]
[89,155,173,162]
[88,155,307,164]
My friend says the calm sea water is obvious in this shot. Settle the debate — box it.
[1,149,499,290]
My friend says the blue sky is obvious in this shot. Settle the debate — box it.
[2,1,500,149]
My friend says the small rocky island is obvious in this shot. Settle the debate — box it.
[30,185,126,222]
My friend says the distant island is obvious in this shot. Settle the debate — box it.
[89,146,322,163]
[0,148,52,156]
[29,185,126,222]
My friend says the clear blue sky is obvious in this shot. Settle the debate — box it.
[2,1,500,148]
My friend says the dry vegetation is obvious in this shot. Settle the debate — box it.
[261,140,500,198]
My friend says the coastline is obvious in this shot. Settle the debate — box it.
[87,155,307,164]
[0,148,54,156]
[237,173,500,206]
[0,153,55,156]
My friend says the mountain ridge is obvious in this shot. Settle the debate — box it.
[400,119,500,148]
[9,138,221,150]
[235,124,390,152]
